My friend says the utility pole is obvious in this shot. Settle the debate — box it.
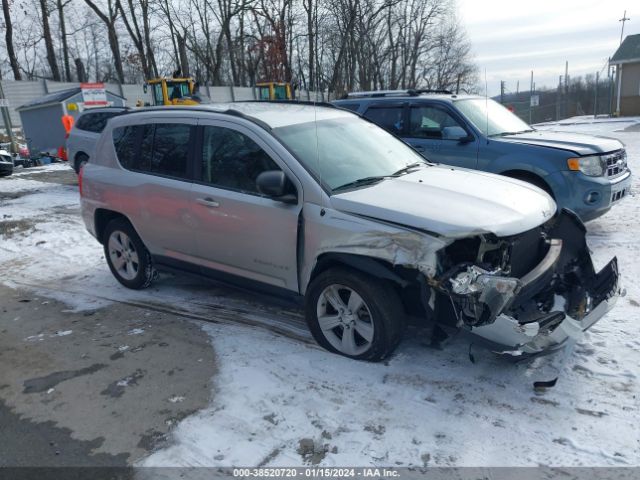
[619,10,630,45]
[528,71,533,124]
[500,80,505,104]
[594,71,599,118]
[557,75,562,121]
[608,62,614,116]
[0,80,14,150]
[564,61,569,118]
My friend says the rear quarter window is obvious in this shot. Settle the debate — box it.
[112,126,139,168]
[76,111,119,133]
[363,106,404,134]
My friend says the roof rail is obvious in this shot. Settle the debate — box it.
[235,99,338,109]
[346,89,453,98]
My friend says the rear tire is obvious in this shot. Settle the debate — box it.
[103,218,154,290]
[74,153,88,174]
[305,267,405,361]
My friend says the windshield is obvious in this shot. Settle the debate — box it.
[274,117,426,191]
[455,98,532,137]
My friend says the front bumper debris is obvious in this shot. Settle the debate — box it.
[471,271,621,355]
[434,209,622,355]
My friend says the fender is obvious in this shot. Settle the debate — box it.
[309,253,410,291]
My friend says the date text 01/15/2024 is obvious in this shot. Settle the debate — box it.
[232,468,400,477]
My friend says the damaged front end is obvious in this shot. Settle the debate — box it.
[431,209,623,355]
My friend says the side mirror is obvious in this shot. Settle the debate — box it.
[442,126,472,143]
[256,170,297,204]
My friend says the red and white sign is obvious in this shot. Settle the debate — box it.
[81,82,107,106]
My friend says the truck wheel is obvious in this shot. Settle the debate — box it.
[74,153,88,174]
[305,267,405,361]
[104,218,155,290]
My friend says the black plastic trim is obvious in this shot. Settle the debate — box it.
[153,255,303,306]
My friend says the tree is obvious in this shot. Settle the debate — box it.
[56,0,72,81]
[2,0,21,80]
[0,0,477,92]
[117,0,157,79]
[39,0,62,80]
[83,0,125,83]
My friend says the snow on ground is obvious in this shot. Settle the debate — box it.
[1,123,639,467]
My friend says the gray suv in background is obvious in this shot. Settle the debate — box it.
[67,106,128,173]
[80,102,621,362]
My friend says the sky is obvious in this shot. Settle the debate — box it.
[458,0,640,96]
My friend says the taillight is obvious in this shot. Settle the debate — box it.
[58,146,68,161]
[78,164,84,196]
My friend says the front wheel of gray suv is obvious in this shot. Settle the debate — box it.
[305,267,405,361]
[104,218,155,289]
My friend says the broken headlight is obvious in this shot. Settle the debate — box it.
[447,266,521,326]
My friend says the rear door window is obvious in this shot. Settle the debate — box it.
[138,123,193,179]
[363,105,405,135]
[113,122,194,179]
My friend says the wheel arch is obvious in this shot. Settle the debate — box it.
[308,253,408,289]
[500,169,555,198]
[74,150,89,161]
[94,209,130,244]
[306,252,429,320]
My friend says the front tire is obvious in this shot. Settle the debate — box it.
[305,267,405,361]
[103,218,154,289]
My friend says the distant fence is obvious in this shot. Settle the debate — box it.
[0,79,331,128]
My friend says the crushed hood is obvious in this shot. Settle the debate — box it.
[497,130,623,155]
[330,166,557,238]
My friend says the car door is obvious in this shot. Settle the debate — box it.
[116,120,198,260]
[404,103,478,169]
[189,120,302,291]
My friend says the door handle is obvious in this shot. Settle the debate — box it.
[196,197,220,208]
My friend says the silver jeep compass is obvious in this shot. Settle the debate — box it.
[80,102,622,361]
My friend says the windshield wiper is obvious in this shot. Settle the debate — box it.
[333,162,427,192]
[391,162,426,176]
[333,175,390,192]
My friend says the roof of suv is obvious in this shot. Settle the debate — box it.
[333,92,483,104]
[121,102,354,129]
[78,106,129,116]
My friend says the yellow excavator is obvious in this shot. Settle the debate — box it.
[138,77,294,106]
[140,77,202,106]
[255,82,293,100]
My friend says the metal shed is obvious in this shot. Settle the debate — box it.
[16,87,126,156]
[610,34,640,116]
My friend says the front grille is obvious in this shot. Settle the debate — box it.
[603,149,627,178]
[611,188,628,203]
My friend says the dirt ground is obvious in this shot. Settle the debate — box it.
[0,282,217,467]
